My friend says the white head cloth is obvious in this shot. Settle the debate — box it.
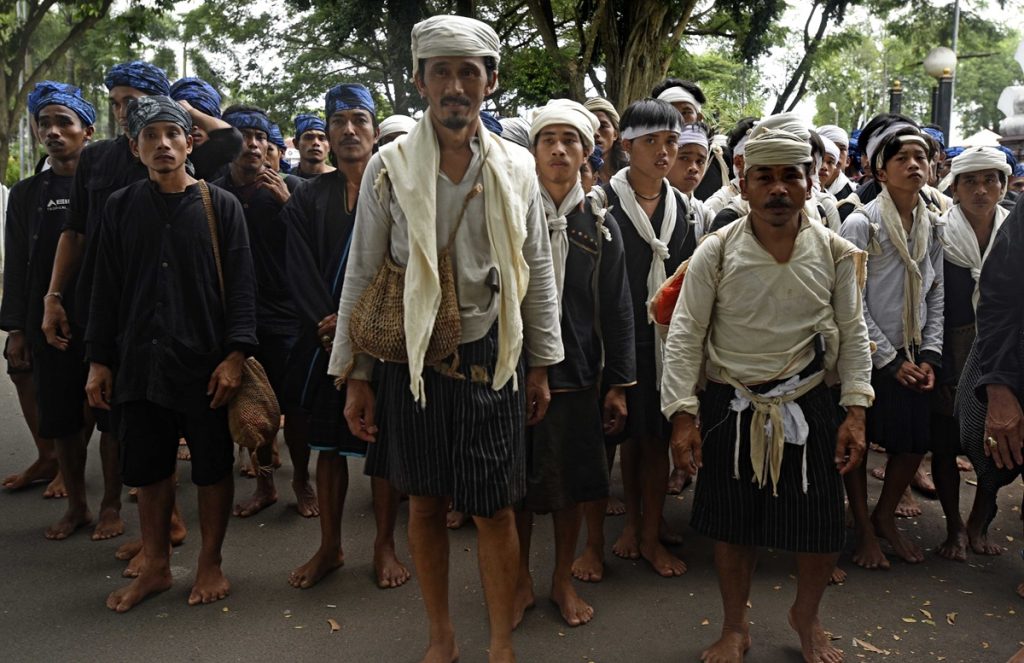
[757,112,810,141]
[864,121,917,167]
[742,126,813,174]
[499,117,531,148]
[621,121,681,141]
[816,124,849,149]
[820,135,840,163]
[529,99,599,151]
[583,97,619,127]
[657,86,702,114]
[411,15,501,82]
[378,114,417,139]
[950,146,1012,193]
[677,124,709,151]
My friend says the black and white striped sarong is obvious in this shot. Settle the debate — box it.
[365,325,526,518]
[690,380,846,553]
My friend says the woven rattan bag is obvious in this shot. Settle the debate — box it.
[198,181,281,454]
[350,165,484,366]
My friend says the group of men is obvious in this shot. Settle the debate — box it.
[2,12,1023,663]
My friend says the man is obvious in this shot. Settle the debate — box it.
[704,116,757,218]
[839,121,944,569]
[378,114,418,146]
[666,122,713,236]
[662,126,873,663]
[583,97,627,184]
[212,106,311,518]
[292,113,334,179]
[266,123,289,173]
[653,78,705,124]
[85,96,257,612]
[168,77,242,180]
[816,124,854,201]
[931,147,1013,562]
[329,15,562,662]
[1,82,94,500]
[283,83,409,591]
[1010,164,1024,195]
[41,61,173,543]
[600,98,694,578]
[514,99,634,627]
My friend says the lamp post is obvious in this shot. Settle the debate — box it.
[924,46,957,142]
[828,101,838,125]
[889,79,903,114]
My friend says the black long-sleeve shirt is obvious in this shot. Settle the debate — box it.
[974,195,1024,400]
[192,128,243,180]
[548,205,635,391]
[211,170,302,337]
[85,179,258,414]
[1,171,74,343]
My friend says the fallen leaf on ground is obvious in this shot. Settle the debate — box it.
[901,617,917,623]
[328,618,340,633]
[946,612,957,625]
[920,609,932,619]
[852,638,889,655]
[701,618,710,626]
[922,619,936,626]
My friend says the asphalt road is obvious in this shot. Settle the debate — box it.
[0,347,1022,663]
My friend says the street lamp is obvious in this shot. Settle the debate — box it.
[925,46,957,141]
[828,101,838,125]
[889,80,903,114]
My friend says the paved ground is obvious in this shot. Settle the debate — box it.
[0,349,1022,663]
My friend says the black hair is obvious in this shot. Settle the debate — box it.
[952,171,1008,189]
[650,78,706,105]
[416,56,498,86]
[859,113,918,173]
[876,127,928,171]
[727,116,758,152]
[222,103,268,117]
[808,130,825,160]
[678,121,713,146]
[619,98,681,135]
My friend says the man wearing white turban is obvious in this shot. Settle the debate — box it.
[328,14,563,663]
[512,98,634,628]
[663,125,872,663]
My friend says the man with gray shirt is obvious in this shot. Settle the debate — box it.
[328,15,562,663]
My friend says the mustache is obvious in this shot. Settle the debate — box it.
[440,96,471,107]
[765,198,793,209]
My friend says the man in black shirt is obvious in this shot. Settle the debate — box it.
[169,76,243,179]
[213,106,311,519]
[86,96,257,612]
[292,113,334,179]
[1,83,93,507]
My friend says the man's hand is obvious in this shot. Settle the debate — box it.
[4,331,30,372]
[895,360,929,391]
[344,378,378,443]
[669,412,702,476]
[984,384,1024,469]
[257,169,290,205]
[917,361,936,392]
[85,363,114,411]
[42,297,71,351]
[525,367,551,426]
[207,351,245,409]
[834,406,866,475]
[317,313,338,352]
[602,386,628,436]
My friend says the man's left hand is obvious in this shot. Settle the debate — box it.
[317,313,337,352]
[834,406,866,475]
[257,170,290,205]
[916,361,936,392]
[602,387,628,435]
[208,351,245,409]
[525,366,551,426]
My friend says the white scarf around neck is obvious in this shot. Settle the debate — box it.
[877,187,931,355]
[940,203,1008,310]
[540,180,585,314]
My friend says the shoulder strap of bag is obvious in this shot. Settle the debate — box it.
[198,180,226,306]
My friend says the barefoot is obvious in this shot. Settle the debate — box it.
[895,489,922,518]
[870,465,886,481]
[1009,645,1024,663]
[612,525,640,559]
[170,511,188,546]
[571,544,604,583]
[289,548,344,588]
[967,527,1003,555]
[828,567,847,585]
[116,538,144,561]
[123,548,145,578]
[188,564,230,605]
[176,438,191,462]
[2,458,59,491]
[91,507,125,541]
[106,568,173,613]
[374,542,410,589]
[605,496,626,516]
[936,528,968,561]
[551,582,593,626]
[869,442,884,453]
[956,456,973,472]
[233,484,277,518]
[872,513,924,563]
[292,481,319,518]
[42,472,66,499]
[45,509,92,540]
[659,518,684,546]
[639,541,686,577]
[420,637,460,663]
[1017,582,1024,599]
[127,487,138,502]
[851,532,891,570]
[700,628,751,663]
[446,509,468,529]
[512,573,535,629]
[789,610,844,663]
[667,467,692,495]
[911,465,937,499]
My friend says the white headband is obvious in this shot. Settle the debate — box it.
[378,114,417,138]
[820,135,840,163]
[621,123,681,141]
[742,127,812,174]
[734,134,750,157]
[677,125,708,151]
[657,87,702,114]
[529,99,599,151]
[816,124,849,149]
[950,146,1012,197]
[865,121,916,164]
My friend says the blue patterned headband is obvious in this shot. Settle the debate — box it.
[223,109,273,136]
[294,113,326,137]
[28,80,96,126]
[169,77,222,119]
[105,61,170,96]
[325,84,375,118]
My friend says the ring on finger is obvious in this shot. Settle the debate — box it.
[986,436,999,449]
